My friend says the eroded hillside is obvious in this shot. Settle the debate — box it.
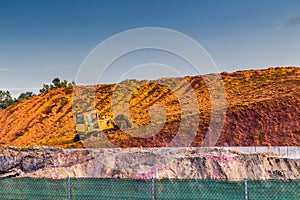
[1,146,299,180]
[0,67,299,148]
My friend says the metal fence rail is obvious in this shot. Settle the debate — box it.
[0,177,299,200]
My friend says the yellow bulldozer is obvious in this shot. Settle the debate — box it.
[73,110,119,142]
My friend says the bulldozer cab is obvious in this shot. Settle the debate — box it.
[74,110,118,141]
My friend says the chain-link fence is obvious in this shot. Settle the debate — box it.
[0,177,299,200]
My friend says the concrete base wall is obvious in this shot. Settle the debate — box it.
[222,146,300,159]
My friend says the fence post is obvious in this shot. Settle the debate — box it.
[68,174,71,200]
[152,174,155,200]
[244,176,248,200]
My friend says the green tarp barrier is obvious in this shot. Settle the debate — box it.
[0,178,299,200]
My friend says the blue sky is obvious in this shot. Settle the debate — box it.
[0,0,300,96]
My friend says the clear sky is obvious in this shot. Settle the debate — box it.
[0,0,300,96]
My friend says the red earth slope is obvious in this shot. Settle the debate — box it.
[0,67,299,148]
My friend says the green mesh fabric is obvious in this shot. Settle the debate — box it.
[0,178,299,200]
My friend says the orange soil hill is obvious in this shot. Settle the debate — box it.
[0,67,299,148]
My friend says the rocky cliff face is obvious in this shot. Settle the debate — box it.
[1,146,299,181]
